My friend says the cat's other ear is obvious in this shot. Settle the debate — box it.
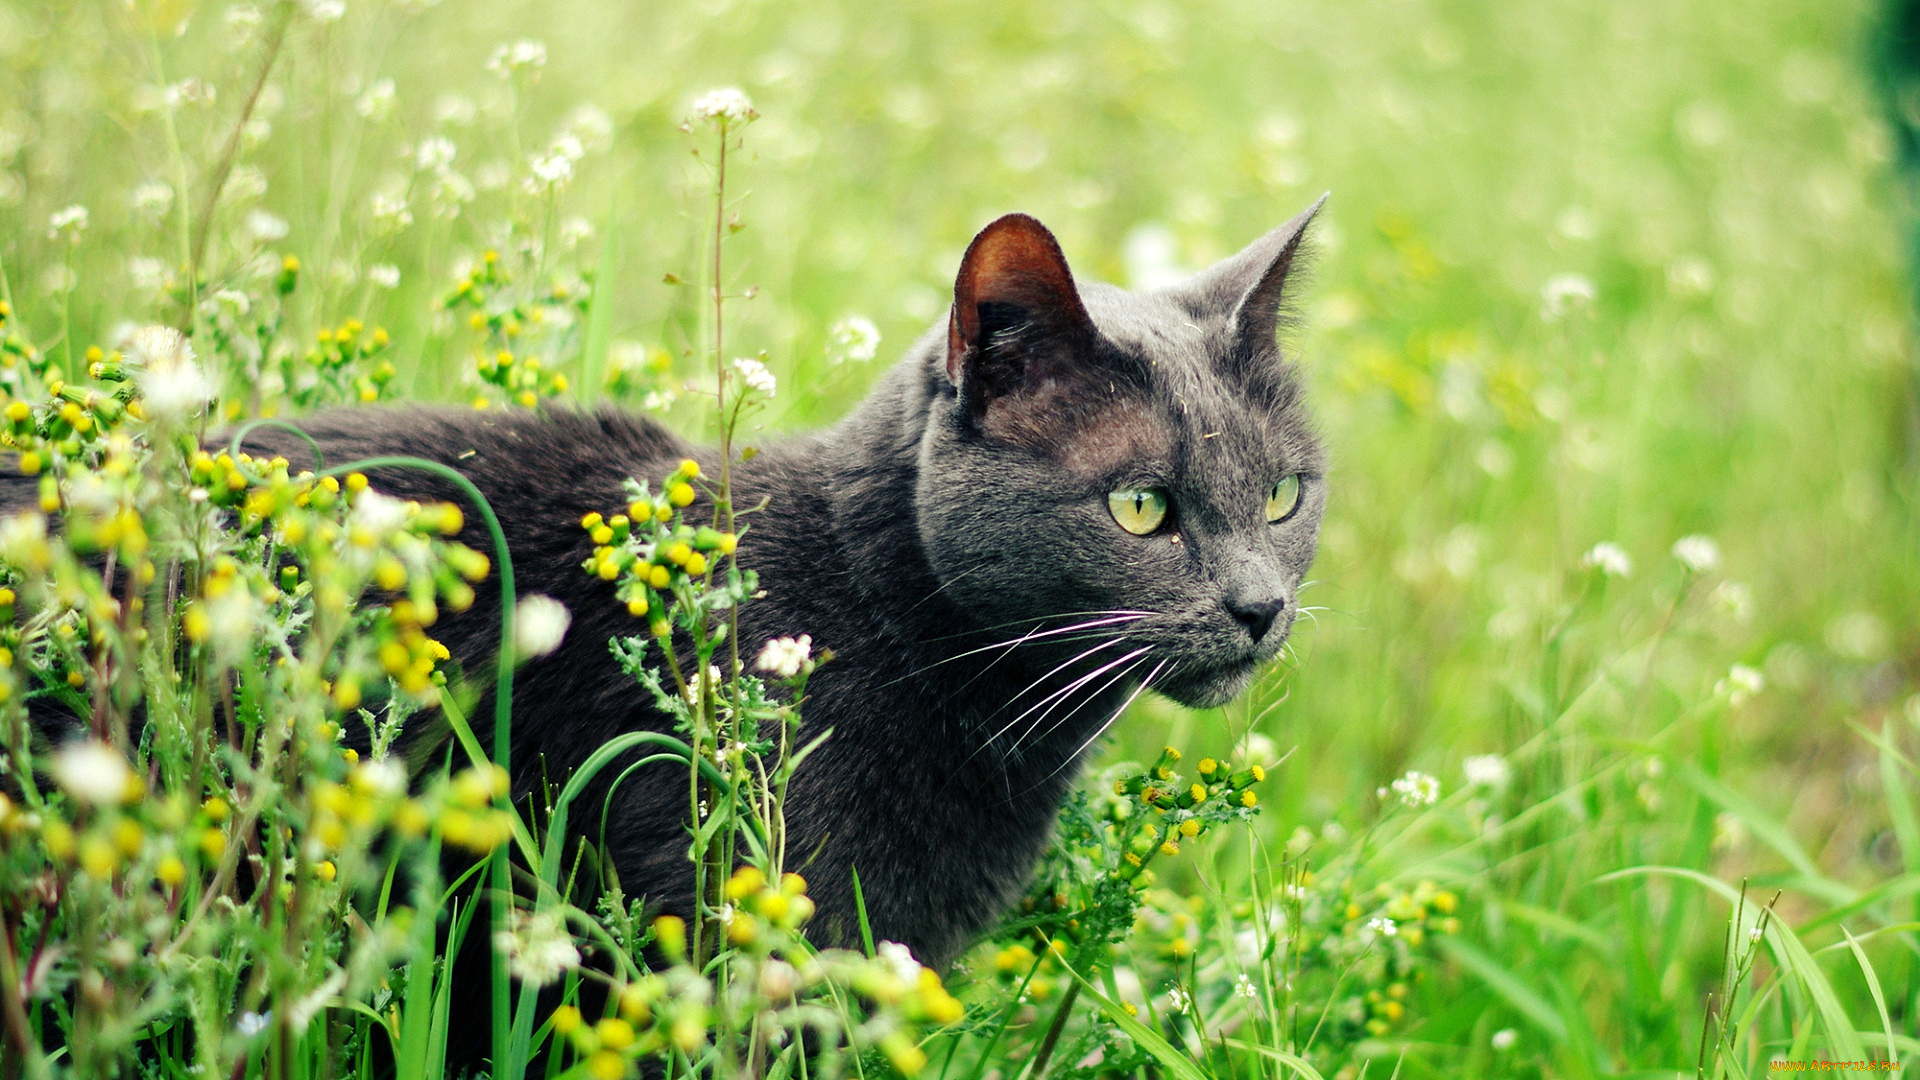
[946,213,1099,420]
[1175,193,1327,368]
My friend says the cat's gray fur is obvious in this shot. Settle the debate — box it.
[70,200,1329,969]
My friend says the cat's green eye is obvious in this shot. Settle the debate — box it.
[1109,487,1170,536]
[1266,475,1303,524]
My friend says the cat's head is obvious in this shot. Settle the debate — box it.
[915,200,1327,710]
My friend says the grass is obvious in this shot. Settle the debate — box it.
[0,0,1914,1075]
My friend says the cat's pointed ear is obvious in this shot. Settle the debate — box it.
[946,213,1098,416]
[1178,193,1326,362]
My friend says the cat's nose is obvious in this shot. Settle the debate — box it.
[1226,597,1286,643]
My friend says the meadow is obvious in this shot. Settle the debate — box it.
[0,0,1915,1076]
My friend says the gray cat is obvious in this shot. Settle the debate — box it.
[238,197,1329,967]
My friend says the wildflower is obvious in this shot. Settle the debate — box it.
[756,634,812,678]
[1540,272,1595,319]
[1390,770,1440,807]
[304,0,346,24]
[827,315,882,363]
[496,909,580,986]
[1717,663,1765,706]
[1747,925,1763,943]
[525,150,575,194]
[54,741,139,805]
[245,209,289,241]
[1671,534,1720,574]
[370,190,413,235]
[124,326,212,420]
[487,39,548,79]
[1462,753,1510,789]
[1581,541,1632,578]
[1491,1028,1518,1051]
[414,135,457,173]
[690,87,756,122]
[237,1011,270,1037]
[428,170,476,215]
[1234,973,1259,998]
[225,164,268,202]
[1166,985,1192,1014]
[732,356,777,397]
[367,264,401,289]
[514,596,571,658]
[128,256,168,292]
[130,180,174,220]
[562,104,615,152]
[47,204,89,242]
[1367,916,1398,937]
[559,216,594,248]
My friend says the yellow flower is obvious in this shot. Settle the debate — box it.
[725,866,766,900]
[1251,765,1266,782]
[1240,790,1258,808]
[684,552,708,576]
[1179,819,1200,837]
[1189,784,1206,803]
[80,835,119,879]
[586,1051,627,1080]
[667,481,695,507]
[550,1005,583,1035]
[626,596,649,617]
[596,1018,635,1051]
[678,458,700,479]
[1159,841,1180,857]
[647,565,671,589]
[156,854,187,886]
[315,860,337,882]
[1197,758,1217,775]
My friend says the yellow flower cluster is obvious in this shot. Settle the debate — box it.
[1109,746,1266,884]
[308,318,395,404]
[580,459,735,636]
[445,248,586,410]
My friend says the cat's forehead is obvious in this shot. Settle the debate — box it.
[1078,283,1314,470]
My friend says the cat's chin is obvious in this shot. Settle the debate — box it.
[1155,659,1260,710]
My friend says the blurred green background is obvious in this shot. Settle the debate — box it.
[2,0,1916,1066]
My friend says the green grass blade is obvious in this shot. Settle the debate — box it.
[1052,955,1216,1080]
[1433,937,1568,1042]
[1838,928,1895,1061]
[851,864,875,957]
[1598,866,1868,1060]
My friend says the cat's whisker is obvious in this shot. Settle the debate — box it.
[916,609,1155,647]
[997,637,1131,709]
[1022,658,1169,797]
[1013,651,1152,757]
[988,645,1152,751]
[891,612,1151,686]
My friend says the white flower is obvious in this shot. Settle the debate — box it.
[226,5,263,38]
[514,595,571,658]
[683,664,724,708]
[1233,973,1258,998]
[827,315,882,364]
[1166,986,1192,1014]
[524,151,574,194]
[1491,1028,1517,1051]
[414,136,457,173]
[127,257,168,293]
[165,80,218,108]
[558,216,593,249]
[691,87,756,122]
[549,133,586,165]
[130,181,174,220]
[732,356,777,398]
[1671,534,1720,574]
[561,104,614,152]
[877,941,921,984]
[1463,754,1510,789]
[369,190,413,234]
[353,758,406,797]
[1366,916,1398,937]
[367,264,401,289]
[755,634,812,678]
[428,171,475,215]
[433,94,477,127]
[1581,541,1633,578]
[224,165,267,203]
[487,39,547,79]
[127,326,213,420]
[54,741,136,805]
[1717,663,1765,706]
[495,909,579,987]
[354,79,394,121]
[1746,925,1763,943]
[236,1011,270,1038]
[303,0,346,24]
[1540,272,1596,319]
[245,209,289,241]
[349,490,409,537]
[47,204,89,241]
[1390,770,1440,807]
[210,289,251,318]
